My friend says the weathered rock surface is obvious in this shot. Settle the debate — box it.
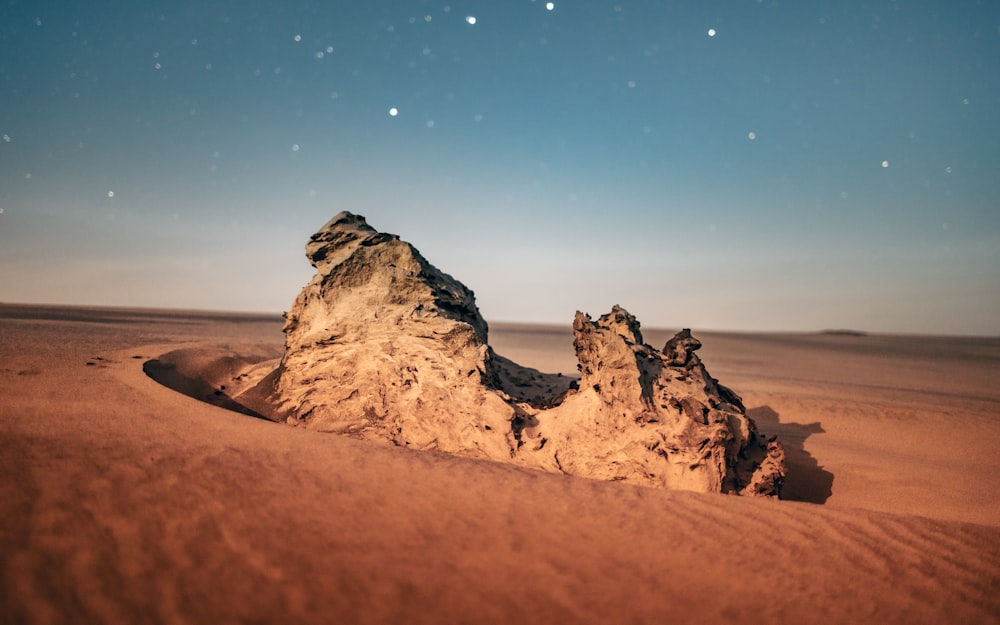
[536,308,786,495]
[271,212,785,496]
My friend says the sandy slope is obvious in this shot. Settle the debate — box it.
[1,305,998,624]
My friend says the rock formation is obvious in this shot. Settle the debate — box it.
[535,308,785,495]
[270,212,785,496]
[271,212,563,460]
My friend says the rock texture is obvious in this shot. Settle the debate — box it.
[272,212,564,458]
[537,309,786,495]
[272,212,785,496]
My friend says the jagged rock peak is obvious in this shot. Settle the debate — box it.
[305,212,393,273]
[286,211,489,345]
[596,304,644,344]
[663,328,702,367]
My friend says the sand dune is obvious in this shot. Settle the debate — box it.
[2,305,998,624]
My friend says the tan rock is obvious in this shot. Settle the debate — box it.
[271,212,785,496]
[529,308,785,495]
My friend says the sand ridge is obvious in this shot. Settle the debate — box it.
[1,305,998,623]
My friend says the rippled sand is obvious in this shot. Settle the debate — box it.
[2,304,998,624]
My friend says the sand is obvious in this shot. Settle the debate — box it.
[2,304,998,624]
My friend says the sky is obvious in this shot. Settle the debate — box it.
[1,1,998,335]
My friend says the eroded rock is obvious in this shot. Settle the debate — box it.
[269,212,785,496]
[528,307,785,495]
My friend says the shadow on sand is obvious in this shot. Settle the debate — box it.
[143,358,273,421]
[748,406,834,504]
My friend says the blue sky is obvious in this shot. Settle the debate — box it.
[1,1,998,334]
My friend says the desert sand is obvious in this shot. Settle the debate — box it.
[1,303,998,624]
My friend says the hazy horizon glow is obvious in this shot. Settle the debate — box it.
[2,1,998,335]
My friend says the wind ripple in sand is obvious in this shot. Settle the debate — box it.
[660,496,1000,622]
[4,306,998,624]
[5,421,998,624]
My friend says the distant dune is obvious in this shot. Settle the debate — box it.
[819,328,869,336]
[1,304,998,624]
